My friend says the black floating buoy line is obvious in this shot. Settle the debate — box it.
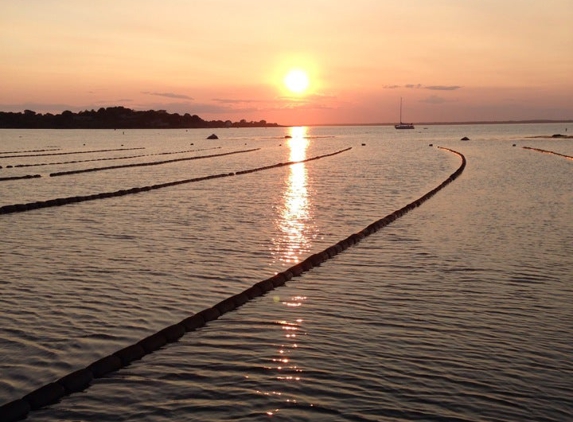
[0,174,42,182]
[0,147,145,160]
[0,146,466,422]
[0,148,61,155]
[7,146,222,169]
[49,148,260,177]
[0,148,351,216]
[522,146,573,160]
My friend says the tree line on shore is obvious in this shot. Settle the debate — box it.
[0,107,281,129]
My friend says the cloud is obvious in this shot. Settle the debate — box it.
[94,98,133,104]
[212,98,269,104]
[384,84,461,91]
[131,101,218,114]
[419,95,452,104]
[275,93,336,104]
[210,94,337,113]
[0,102,135,113]
[143,91,194,100]
[424,85,461,91]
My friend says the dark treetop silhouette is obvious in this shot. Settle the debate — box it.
[0,107,281,129]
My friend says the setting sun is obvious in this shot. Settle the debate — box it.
[284,69,310,94]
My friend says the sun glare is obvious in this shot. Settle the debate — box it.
[284,69,310,94]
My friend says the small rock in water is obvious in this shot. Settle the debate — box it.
[461,136,470,141]
[207,134,218,139]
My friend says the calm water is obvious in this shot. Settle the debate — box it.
[1,124,572,421]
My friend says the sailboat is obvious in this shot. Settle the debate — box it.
[394,97,415,129]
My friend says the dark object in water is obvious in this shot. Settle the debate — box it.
[361,143,366,146]
[461,136,470,141]
[551,134,564,138]
[207,134,218,139]
[394,97,415,129]
[429,144,433,147]
[513,144,516,147]
[285,135,292,138]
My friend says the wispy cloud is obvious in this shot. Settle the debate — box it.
[131,101,226,115]
[94,99,133,104]
[143,91,194,100]
[212,98,268,104]
[0,102,136,113]
[419,95,454,104]
[425,85,461,91]
[385,84,462,91]
[276,93,337,103]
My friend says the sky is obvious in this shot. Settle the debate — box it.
[1,0,572,126]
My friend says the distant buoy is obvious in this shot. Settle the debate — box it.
[429,144,433,147]
[512,144,516,147]
[361,143,366,146]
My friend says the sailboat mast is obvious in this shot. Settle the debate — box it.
[394,97,414,129]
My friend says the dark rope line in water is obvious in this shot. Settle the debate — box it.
[49,148,260,177]
[0,147,145,160]
[8,147,222,169]
[0,148,351,215]
[0,146,466,422]
[522,146,573,160]
[0,174,42,182]
[0,148,61,155]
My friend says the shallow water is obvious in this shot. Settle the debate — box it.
[1,124,572,421]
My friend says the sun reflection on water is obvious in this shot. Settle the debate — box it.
[264,127,313,416]
[262,294,307,417]
[273,126,313,265]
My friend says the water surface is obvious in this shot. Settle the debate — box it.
[1,124,572,421]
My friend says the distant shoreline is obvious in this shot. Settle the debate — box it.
[0,107,571,129]
[0,107,282,129]
[310,120,573,127]
[526,134,573,139]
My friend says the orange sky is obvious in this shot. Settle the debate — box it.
[1,1,572,125]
